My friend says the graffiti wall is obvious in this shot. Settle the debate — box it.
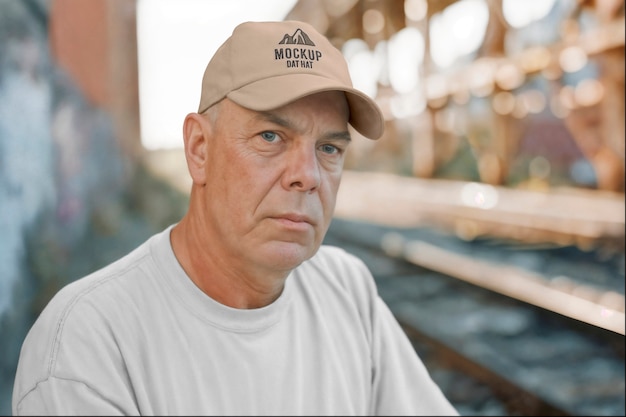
[0,1,187,413]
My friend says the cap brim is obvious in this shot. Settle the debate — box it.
[227,74,385,140]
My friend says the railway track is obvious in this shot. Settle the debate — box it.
[324,217,625,416]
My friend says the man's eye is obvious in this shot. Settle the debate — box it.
[260,131,278,142]
[320,144,339,154]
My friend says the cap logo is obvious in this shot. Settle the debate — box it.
[278,28,315,46]
[274,28,322,69]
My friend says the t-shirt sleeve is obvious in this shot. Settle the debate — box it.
[12,278,141,416]
[14,376,130,416]
[328,248,457,415]
[369,296,459,416]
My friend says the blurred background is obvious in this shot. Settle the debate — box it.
[0,0,624,415]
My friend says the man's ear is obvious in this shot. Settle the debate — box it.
[182,112,211,185]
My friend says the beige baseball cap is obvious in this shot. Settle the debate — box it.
[197,20,384,140]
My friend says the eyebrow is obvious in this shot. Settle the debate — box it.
[255,111,352,142]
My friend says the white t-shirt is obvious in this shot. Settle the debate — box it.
[13,225,458,415]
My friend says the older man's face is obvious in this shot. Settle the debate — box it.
[200,91,351,274]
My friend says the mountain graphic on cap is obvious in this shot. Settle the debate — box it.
[278,29,315,46]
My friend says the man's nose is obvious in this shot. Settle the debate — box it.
[282,145,321,192]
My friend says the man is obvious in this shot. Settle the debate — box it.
[13,20,458,415]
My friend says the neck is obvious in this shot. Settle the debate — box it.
[170,216,288,309]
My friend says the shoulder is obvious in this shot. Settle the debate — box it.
[46,234,154,314]
[46,225,176,309]
[15,233,159,379]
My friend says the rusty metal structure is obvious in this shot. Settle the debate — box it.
[287,0,625,192]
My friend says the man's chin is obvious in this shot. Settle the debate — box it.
[260,242,318,271]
